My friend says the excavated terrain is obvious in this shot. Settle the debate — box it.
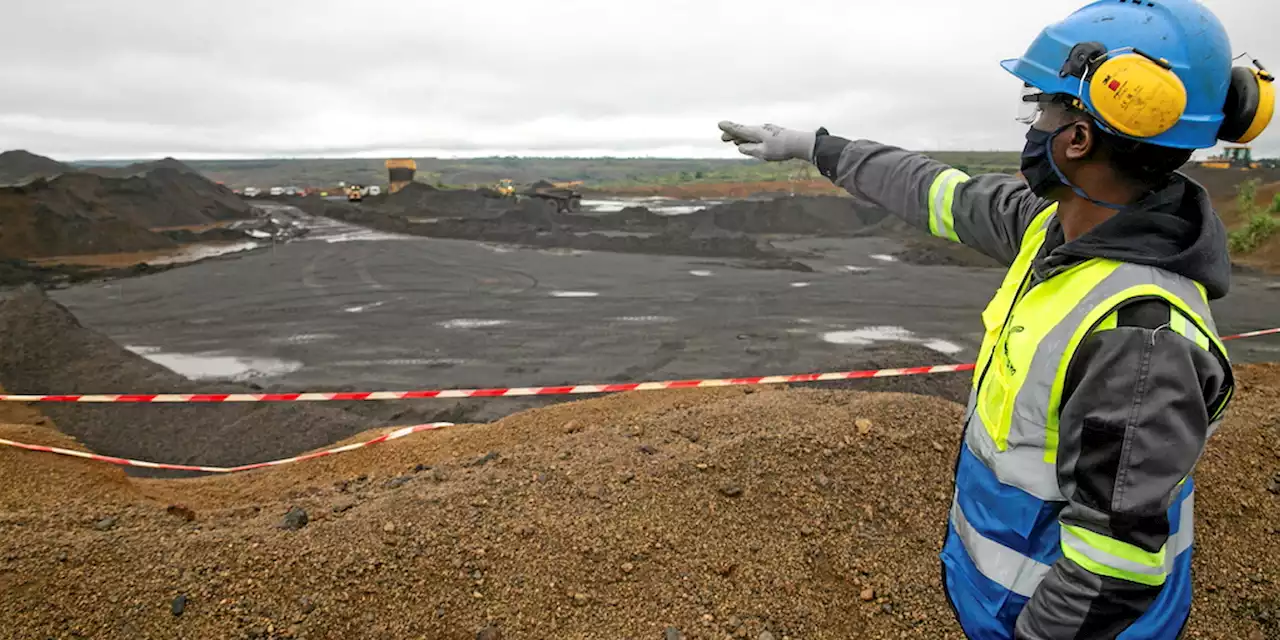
[0,153,253,261]
[0,362,1276,639]
[0,290,1276,638]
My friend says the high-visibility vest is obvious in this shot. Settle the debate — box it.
[942,204,1233,638]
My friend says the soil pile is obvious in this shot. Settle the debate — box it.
[379,182,511,219]
[0,357,1276,639]
[0,258,171,288]
[0,289,380,473]
[0,149,69,185]
[0,181,177,259]
[676,196,888,236]
[58,161,252,229]
[0,158,253,260]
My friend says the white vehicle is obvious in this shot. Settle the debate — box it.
[269,187,284,196]
[283,186,298,196]
[366,185,381,196]
[242,187,261,198]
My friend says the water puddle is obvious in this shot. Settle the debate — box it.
[581,198,720,216]
[922,339,964,355]
[612,315,676,323]
[272,333,337,345]
[330,358,466,368]
[869,254,899,263]
[821,325,964,355]
[126,346,302,381]
[439,319,510,329]
[688,270,714,277]
[790,282,812,288]
[842,265,875,273]
[344,301,386,313]
[147,241,260,266]
[549,290,599,298]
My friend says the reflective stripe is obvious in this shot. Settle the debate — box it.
[1061,525,1168,586]
[1003,263,1221,466]
[954,444,1062,563]
[1169,309,1211,351]
[1095,311,1118,332]
[928,169,967,243]
[965,405,1064,501]
[951,488,1195,601]
[1168,491,1194,574]
[950,498,1052,598]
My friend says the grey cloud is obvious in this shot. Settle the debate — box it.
[2,0,1276,159]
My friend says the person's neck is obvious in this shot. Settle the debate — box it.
[1056,181,1147,241]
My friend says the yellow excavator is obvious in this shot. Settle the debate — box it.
[496,179,517,197]
[1200,146,1259,170]
[386,159,417,194]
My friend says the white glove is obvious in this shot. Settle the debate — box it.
[718,121,817,162]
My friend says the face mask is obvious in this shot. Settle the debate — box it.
[1020,124,1127,210]
[1020,126,1062,199]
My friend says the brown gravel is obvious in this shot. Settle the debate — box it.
[0,363,1277,639]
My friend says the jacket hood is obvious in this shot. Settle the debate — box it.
[1039,173,1232,300]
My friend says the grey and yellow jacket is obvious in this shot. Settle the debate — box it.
[812,135,1233,638]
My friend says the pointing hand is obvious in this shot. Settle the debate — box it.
[718,121,817,162]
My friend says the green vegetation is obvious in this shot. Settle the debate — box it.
[151,151,1022,191]
[1227,179,1280,254]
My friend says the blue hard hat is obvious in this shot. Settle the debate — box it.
[1001,0,1232,149]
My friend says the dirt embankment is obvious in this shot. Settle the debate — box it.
[0,290,384,474]
[0,152,254,263]
[0,299,1275,638]
[590,179,846,199]
[297,187,995,267]
[0,149,70,184]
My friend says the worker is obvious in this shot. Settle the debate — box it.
[720,0,1273,638]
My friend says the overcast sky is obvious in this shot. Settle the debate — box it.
[2,0,1276,160]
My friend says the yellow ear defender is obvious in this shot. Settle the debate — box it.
[1060,42,1188,139]
[1219,60,1275,144]
[1087,53,1187,139]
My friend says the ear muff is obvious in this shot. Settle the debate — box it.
[1219,66,1275,144]
[1087,53,1187,139]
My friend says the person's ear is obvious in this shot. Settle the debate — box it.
[1063,119,1096,161]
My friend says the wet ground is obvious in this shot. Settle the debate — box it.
[49,206,1280,396]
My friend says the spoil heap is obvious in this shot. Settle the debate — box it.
[0,289,377,472]
[0,155,252,260]
[0,292,1275,638]
[0,149,70,184]
[0,365,1276,638]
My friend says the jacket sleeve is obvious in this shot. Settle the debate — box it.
[813,134,1048,266]
[1014,300,1232,639]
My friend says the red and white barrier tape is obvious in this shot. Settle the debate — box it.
[0,325,1275,473]
[1220,327,1280,341]
[0,423,453,473]
[2,325,1276,405]
[0,364,978,404]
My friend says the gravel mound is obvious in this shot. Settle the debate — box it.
[0,149,69,184]
[379,182,511,219]
[1,362,1276,638]
[0,158,252,260]
[0,289,377,474]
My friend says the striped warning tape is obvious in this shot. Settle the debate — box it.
[1221,327,1280,341]
[0,423,453,473]
[2,324,1276,405]
[0,364,977,404]
[0,326,1275,473]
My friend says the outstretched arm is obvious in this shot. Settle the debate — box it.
[719,122,1049,266]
